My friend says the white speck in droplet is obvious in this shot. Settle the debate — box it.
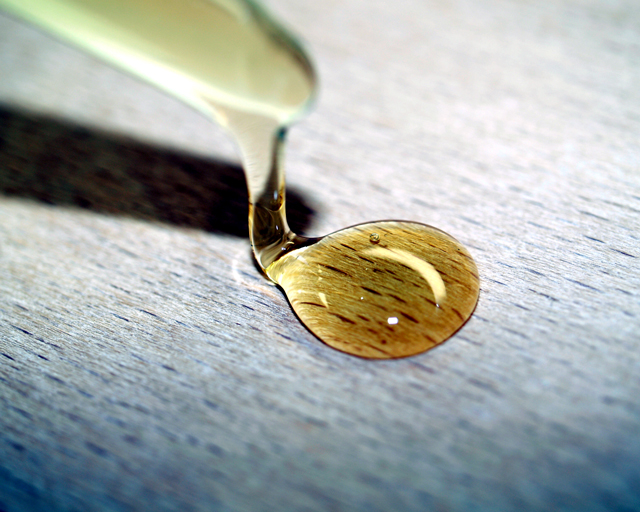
[387,317,399,325]
[360,297,364,300]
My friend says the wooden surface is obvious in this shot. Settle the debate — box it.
[1,0,639,510]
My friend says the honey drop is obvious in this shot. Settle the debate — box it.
[266,221,479,358]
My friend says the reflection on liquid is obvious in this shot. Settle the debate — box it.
[363,246,447,306]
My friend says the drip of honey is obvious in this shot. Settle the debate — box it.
[1,0,480,358]
[266,222,478,358]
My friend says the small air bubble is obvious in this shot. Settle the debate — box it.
[369,233,380,243]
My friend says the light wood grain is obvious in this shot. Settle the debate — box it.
[1,0,639,511]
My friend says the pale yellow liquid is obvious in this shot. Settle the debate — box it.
[1,0,480,358]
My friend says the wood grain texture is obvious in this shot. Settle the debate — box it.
[1,0,639,511]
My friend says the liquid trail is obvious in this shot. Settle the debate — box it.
[1,0,480,358]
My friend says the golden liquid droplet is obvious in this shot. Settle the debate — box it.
[267,222,479,359]
[3,0,480,358]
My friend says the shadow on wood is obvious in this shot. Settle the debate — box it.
[0,105,316,237]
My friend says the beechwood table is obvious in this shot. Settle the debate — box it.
[0,1,639,511]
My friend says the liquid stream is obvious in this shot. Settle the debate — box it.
[1,0,480,358]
